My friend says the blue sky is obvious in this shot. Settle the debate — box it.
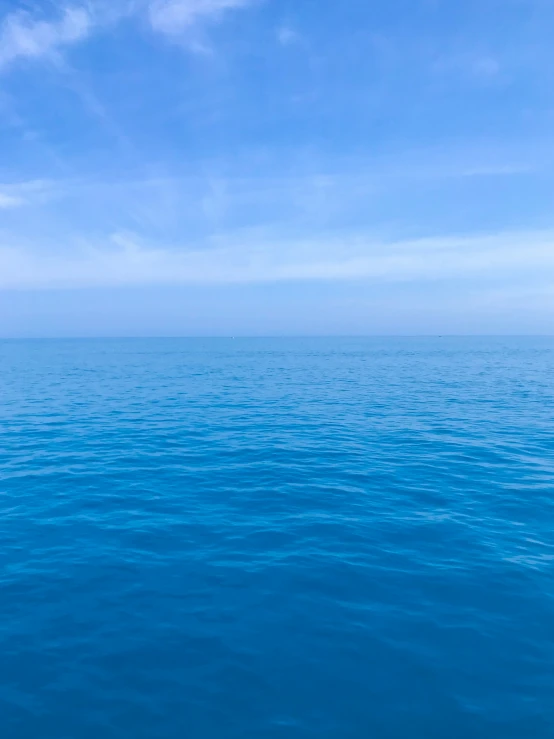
[0,0,553,335]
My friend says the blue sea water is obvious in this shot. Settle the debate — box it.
[1,337,553,739]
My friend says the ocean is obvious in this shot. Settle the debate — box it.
[1,337,553,738]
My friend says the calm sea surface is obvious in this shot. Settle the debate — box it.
[1,337,553,738]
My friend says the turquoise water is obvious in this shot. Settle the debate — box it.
[1,337,553,738]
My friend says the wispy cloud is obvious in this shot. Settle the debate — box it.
[0,0,254,73]
[0,193,25,209]
[470,55,501,79]
[0,6,92,71]
[0,180,53,209]
[148,0,254,35]
[277,25,300,47]
[1,228,553,290]
[432,51,502,83]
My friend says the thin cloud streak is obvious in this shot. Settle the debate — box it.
[0,180,54,209]
[149,0,254,34]
[0,0,255,73]
[0,193,25,209]
[0,7,91,71]
[1,229,553,290]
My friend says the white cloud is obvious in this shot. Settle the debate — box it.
[148,0,253,35]
[277,25,300,46]
[1,228,553,289]
[0,193,25,209]
[0,180,53,209]
[0,0,253,71]
[0,6,92,70]
[471,56,501,78]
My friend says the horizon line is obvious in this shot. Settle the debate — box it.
[1,334,553,341]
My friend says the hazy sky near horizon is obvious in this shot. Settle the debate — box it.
[1,0,553,336]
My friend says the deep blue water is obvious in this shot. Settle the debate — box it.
[1,337,553,738]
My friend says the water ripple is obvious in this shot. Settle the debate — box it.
[1,337,553,738]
